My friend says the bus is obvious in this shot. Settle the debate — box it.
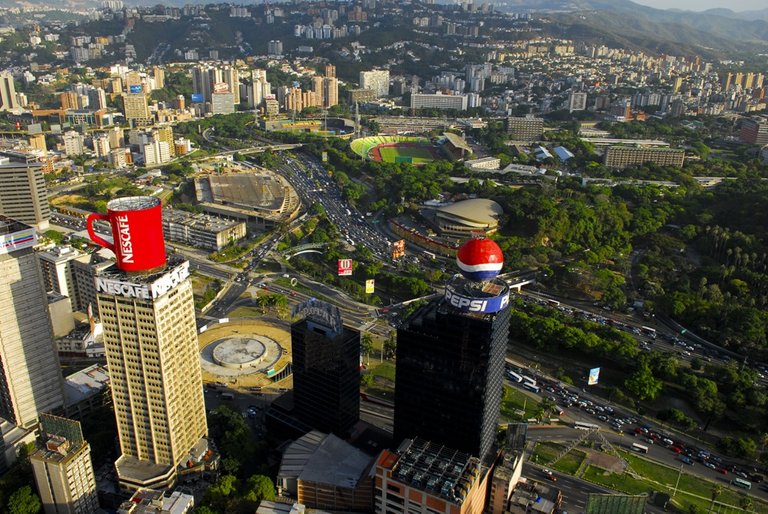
[522,383,540,394]
[732,478,752,490]
[574,421,599,431]
[631,443,649,454]
[521,376,536,388]
[641,326,657,339]
[546,299,561,308]
[506,370,523,383]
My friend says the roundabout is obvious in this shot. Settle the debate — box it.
[198,318,292,387]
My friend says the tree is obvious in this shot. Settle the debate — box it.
[7,486,41,514]
[708,484,721,514]
[193,507,218,514]
[244,475,275,503]
[624,363,663,402]
[361,333,374,365]
[383,334,397,360]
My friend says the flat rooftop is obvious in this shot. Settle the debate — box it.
[163,208,243,232]
[63,364,110,406]
[389,438,481,504]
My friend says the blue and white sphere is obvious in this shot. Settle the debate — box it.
[456,238,504,282]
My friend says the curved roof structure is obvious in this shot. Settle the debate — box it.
[436,199,503,230]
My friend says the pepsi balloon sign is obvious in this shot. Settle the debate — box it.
[456,238,504,282]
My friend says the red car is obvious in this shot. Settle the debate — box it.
[670,446,683,454]
[716,468,728,475]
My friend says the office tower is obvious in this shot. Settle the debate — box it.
[323,77,338,108]
[740,116,768,145]
[505,115,543,141]
[123,92,151,126]
[568,91,587,112]
[30,414,98,514]
[0,70,19,111]
[93,200,207,490]
[359,69,389,97]
[222,64,240,105]
[154,126,176,158]
[191,64,214,105]
[291,299,360,437]
[0,216,65,429]
[394,239,509,461]
[0,161,50,230]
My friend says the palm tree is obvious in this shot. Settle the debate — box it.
[739,495,753,512]
[707,484,721,513]
[361,333,374,366]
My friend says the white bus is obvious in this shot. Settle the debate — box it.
[522,383,540,394]
[574,421,599,431]
[546,299,561,307]
[631,443,649,454]
[506,370,523,383]
[521,376,536,388]
[641,326,657,339]
[732,478,752,490]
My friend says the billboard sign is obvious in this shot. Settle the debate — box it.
[191,93,204,103]
[0,226,36,255]
[588,367,601,386]
[129,84,143,94]
[391,239,405,260]
[213,82,229,93]
[444,282,510,314]
[365,279,375,294]
[338,259,353,276]
[95,262,190,301]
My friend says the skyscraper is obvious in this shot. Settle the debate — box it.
[393,239,510,461]
[0,70,19,111]
[0,216,65,429]
[30,414,98,514]
[123,92,151,126]
[92,197,208,490]
[291,299,360,437]
[0,161,51,230]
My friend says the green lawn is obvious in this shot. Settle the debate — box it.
[369,361,396,382]
[228,306,263,318]
[378,145,436,163]
[583,465,656,495]
[500,384,540,421]
[530,442,586,475]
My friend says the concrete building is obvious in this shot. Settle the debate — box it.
[411,93,468,111]
[359,70,390,98]
[603,146,685,169]
[123,92,151,126]
[268,40,283,56]
[0,216,65,430]
[347,89,376,104]
[96,252,208,490]
[30,414,98,514]
[374,438,489,514]
[162,208,246,251]
[506,115,543,141]
[0,161,50,230]
[568,92,588,112]
[92,134,111,159]
[291,300,360,437]
[277,430,374,511]
[0,70,20,111]
[740,116,768,145]
[48,293,75,338]
[210,91,235,115]
[63,131,85,156]
[118,488,194,514]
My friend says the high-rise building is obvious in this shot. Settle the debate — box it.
[0,161,51,230]
[268,40,283,56]
[359,70,389,98]
[30,414,98,514]
[506,115,543,141]
[87,87,108,111]
[123,92,151,126]
[568,92,587,112]
[0,70,20,111]
[291,299,360,437]
[94,200,208,490]
[0,216,65,429]
[154,126,175,158]
[38,246,85,311]
[222,64,240,105]
[63,131,85,156]
[393,239,509,461]
[740,116,768,145]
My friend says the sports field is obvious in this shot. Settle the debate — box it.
[350,136,443,164]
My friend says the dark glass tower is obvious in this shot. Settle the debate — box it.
[393,299,510,460]
[291,300,360,438]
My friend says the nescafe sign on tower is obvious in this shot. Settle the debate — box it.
[86,196,166,272]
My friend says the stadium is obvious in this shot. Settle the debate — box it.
[350,135,446,164]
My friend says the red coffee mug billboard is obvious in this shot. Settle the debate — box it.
[86,196,166,272]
